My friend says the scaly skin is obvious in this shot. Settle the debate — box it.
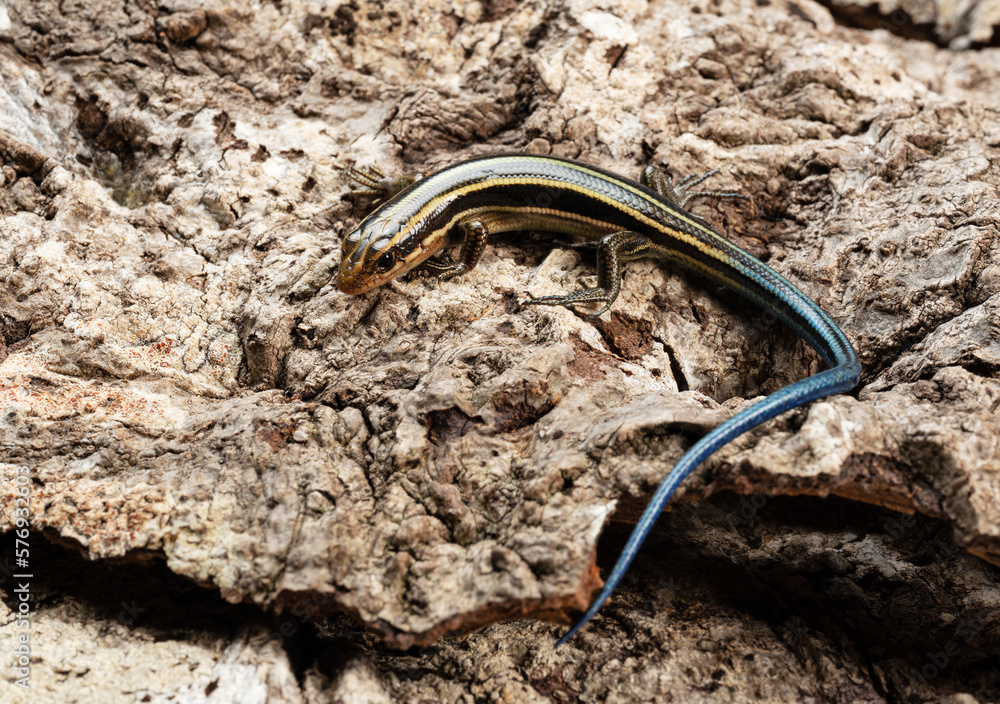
[336,154,861,645]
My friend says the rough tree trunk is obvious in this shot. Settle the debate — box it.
[1,0,999,701]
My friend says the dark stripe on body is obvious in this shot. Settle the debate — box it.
[394,177,842,365]
[346,154,852,368]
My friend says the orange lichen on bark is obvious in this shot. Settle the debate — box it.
[0,349,185,429]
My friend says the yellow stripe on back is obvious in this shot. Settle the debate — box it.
[385,169,737,268]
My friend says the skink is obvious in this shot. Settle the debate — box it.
[336,154,861,645]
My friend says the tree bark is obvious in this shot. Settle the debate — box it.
[1,0,999,701]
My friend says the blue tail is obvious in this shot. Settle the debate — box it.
[556,352,860,646]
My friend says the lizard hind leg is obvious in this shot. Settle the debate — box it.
[640,165,751,219]
[522,230,652,318]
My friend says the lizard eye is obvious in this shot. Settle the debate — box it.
[375,251,396,273]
